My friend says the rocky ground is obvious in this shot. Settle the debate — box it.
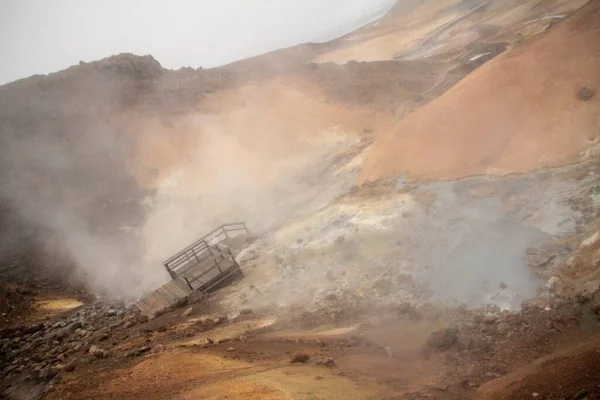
[2,273,600,399]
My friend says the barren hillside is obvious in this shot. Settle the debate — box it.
[2,1,600,399]
[361,0,600,182]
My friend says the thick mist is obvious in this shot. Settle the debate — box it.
[0,56,361,298]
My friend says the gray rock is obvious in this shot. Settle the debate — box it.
[67,322,82,332]
[482,315,498,325]
[319,357,334,367]
[577,87,595,101]
[88,345,108,358]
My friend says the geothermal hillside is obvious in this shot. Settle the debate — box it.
[2,0,600,399]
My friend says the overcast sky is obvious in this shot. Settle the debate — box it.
[0,0,396,85]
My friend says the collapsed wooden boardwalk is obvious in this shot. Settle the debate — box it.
[135,223,249,316]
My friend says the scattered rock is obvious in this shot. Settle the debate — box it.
[226,347,235,352]
[63,363,75,372]
[88,345,108,358]
[580,280,600,302]
[290,353,310,363]
[151,344,165,354]
[122,320,136,329]
[482,315,498,325]
[39,366,59,380]
[182,307,193,317]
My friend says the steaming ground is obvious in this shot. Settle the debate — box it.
[134,131,363,294]
[215,155,594,313]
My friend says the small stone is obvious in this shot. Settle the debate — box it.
[88,345,108,358]
[39,366,59,380]
[320,357,334,367]
[182,307,193,317]
[577,87,595,101]
[545,276,560,291]
[580,280,600,302]
[151,344,165,354]
[499,281,507,290]
[63,363,75,372]
[483,315,498,325]
[67,322,82,332]
[291,353,310,363]
[122,320,136,329]
[227,347,235,352]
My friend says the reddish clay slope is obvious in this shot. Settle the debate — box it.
[360,0,600,183]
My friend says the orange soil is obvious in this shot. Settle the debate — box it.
[360,0,600,183]
[120,78,393,189]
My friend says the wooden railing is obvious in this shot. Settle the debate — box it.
[163,223,249,289]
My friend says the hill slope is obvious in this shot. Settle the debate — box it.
[360,0,600,183]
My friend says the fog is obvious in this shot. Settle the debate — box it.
[0,0,396,85]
